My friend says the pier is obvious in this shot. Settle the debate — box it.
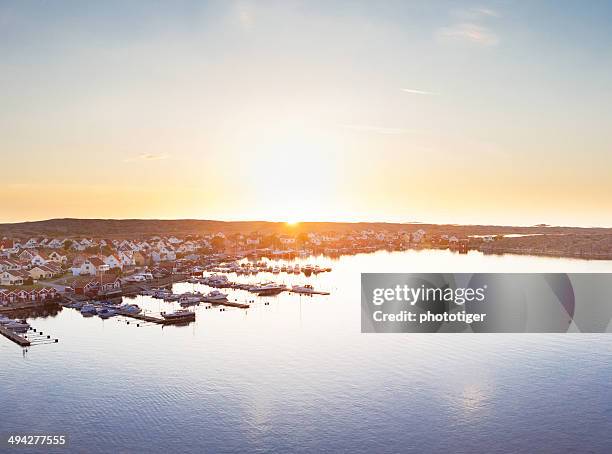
[0,325,31,347]
[291,290,331,295]
[210,301,250,309]
[0,300,61,313]
[113,307,195,325]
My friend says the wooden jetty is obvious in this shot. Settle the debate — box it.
[290,290,331,296]
[210,301,250,309]
[114,308,195,325]
[0,300,60,313]
[0,325,31,347]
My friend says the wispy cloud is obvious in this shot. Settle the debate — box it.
[455,7,500,20]
[341,124,415,135]
[123,153,170,163]
[438,22,499,46]
[438,7,500,47]
[401,88,438,96]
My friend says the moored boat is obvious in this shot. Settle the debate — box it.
[202,290,228,303]
[80,304,97,316]
[179,293,203,306]
[96,307,117,319]
[119,304,142,314]
[250,283,287,296]
[290,284,330,295]
[5,319,30,332]
[161,309,195,320]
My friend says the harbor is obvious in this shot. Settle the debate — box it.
[0,260,334,348]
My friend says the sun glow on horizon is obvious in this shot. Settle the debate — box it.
[1,1,611,227]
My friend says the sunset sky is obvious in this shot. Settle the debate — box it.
[1,1,611,226]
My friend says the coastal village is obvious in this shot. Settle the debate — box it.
[2,226,612,311]
[0,228,480,305]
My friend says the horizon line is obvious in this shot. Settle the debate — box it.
[0,217,611,230]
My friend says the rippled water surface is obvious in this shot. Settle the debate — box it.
[2,250,612,453]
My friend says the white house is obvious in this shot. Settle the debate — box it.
[118,251,135,267]
[71,241,87,251]
[151,247,176,263]
[0,270,29,286]
[104,254,123,270]
[72,257,109,276]
[0,260,22,272]
[48,251,67,263]
[47,238,64,249]
[30,252,50,267]
[176,242,197,253]
[24,238,39,249]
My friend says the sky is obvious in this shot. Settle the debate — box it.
[1,0,611,227]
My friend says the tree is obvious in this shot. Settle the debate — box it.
[297,232,309,246]
[211,236,226,252]
[260,234,279,249]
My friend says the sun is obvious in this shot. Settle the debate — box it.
[286,220,300,226]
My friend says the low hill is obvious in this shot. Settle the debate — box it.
[0,218,611,239]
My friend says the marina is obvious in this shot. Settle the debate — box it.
[0,256,333,348]
[0,259,333,347]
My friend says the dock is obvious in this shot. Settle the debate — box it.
[290,290,331,295]
[0,300,61,313]
[114,308,195,325]
[0,325,31,347]
[210,301,250,309]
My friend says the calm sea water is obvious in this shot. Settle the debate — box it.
[2,250,612,453]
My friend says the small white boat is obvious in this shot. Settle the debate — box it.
[250,283,287,296]
[202,290,228,303]
[161,309,195,320]
[119,304,142,314]
[6,320,30,332]
[152,289,172,299]
[292,284,315,293]
[179,293,203,306]
[290,284,329,295]
[81,304,97,316]
[96,307,117,319]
